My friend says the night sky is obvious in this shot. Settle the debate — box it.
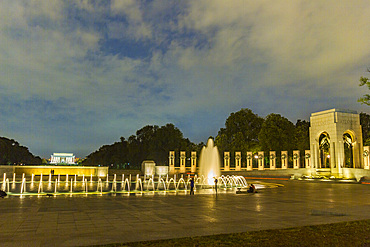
[0,0,369,158]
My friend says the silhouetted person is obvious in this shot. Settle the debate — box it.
[247,184,256,193]
[190,178,194,195]
[214,178,218,193]
[0,190,7,198]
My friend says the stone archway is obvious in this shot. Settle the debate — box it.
[309,109,363,177]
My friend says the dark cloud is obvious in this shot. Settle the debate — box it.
[0,0,369,158]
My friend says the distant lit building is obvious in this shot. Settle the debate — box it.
[50,153,75,164]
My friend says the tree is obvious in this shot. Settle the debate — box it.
[358,68,370,105]
[83,138,130,167]
[215,108,264,154]
[83,123,198,167]
[258,113,295,154]
[294,120,310,153]
[360,112,370,146]
[0,137,41,164]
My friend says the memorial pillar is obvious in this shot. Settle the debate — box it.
[364,146,370,170]
[258,151,264,170]
[191,151,197,173]
[269,151,276,170]
[235,152,241,171]
[281,151,288,169]
[293,150,300,169]
[246,152,252,171]
[180,151,186,173]
[169,151,175,174]
[305,150,311,168]
[224,152,230,171]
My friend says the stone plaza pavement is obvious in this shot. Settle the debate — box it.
[1,180,370,246]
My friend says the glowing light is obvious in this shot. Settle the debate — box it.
[207,171,217,185]
[198,138,221,185]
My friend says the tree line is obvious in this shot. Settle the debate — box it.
[215,109,310,156]
[82,124,201,168]
[83,108,370,168]
[1,109,370,167]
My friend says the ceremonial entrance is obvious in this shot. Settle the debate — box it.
[309,109,363,177]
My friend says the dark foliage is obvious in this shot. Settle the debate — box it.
[294,119,310,152]
[360,112,370,146]
[259,113,296,154]
[83,124,199,167]
[85,110,312,167]
[358,67,370,105]
[0,137,41,165]
[216,109,310,156]
[215,108,264,154]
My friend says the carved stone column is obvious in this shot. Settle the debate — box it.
[235,152,241,171]
[258,151,264,170]
[180,151,186,173]
[293,150,300,169]
[224,152,230,171]
[169,151,175,174]
[281,151,288,169]
[246,152,252,171]
[269,151,276,170]
[305,150,311,168]
[191,151,197,173]
[364,146,370,170]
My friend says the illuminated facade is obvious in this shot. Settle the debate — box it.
[167,109,368,180]
[309,109,363,177]
[50,153,76,164]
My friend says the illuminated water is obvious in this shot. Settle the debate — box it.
[1,173,247,197]
[198,138,221,185]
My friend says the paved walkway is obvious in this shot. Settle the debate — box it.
[1,180,370,246]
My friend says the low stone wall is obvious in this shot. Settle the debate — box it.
[342,168,370,181]
[101,167,370,181]
[222,168,308,178]
[0,166,15,177]
[108,169,142,176]
[223,168,370,181]
[1,166,108,177]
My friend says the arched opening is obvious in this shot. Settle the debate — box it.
[319,133,330,168]
[343,132,354,168]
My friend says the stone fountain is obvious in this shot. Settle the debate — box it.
[1,138,249,196]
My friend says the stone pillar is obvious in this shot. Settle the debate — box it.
[180,151,186,173]
[305,150,311,168]
[281,151,288,169]
[246,152,253,171]
[235,152,241,171]
[364,146,370,170]
[331,141,337,169]
[293,150,300,169]
[312,143,318,169]
[224,152,230,171]
[258,151,264,170]
[269,151,276,170]
[191,151,197,173]
[169,151,175,174]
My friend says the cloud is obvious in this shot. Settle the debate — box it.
[0,0,369,157]
[110,0,152,40]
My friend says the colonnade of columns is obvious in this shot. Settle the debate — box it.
[169,147,370,174]
[169,150,312,173]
